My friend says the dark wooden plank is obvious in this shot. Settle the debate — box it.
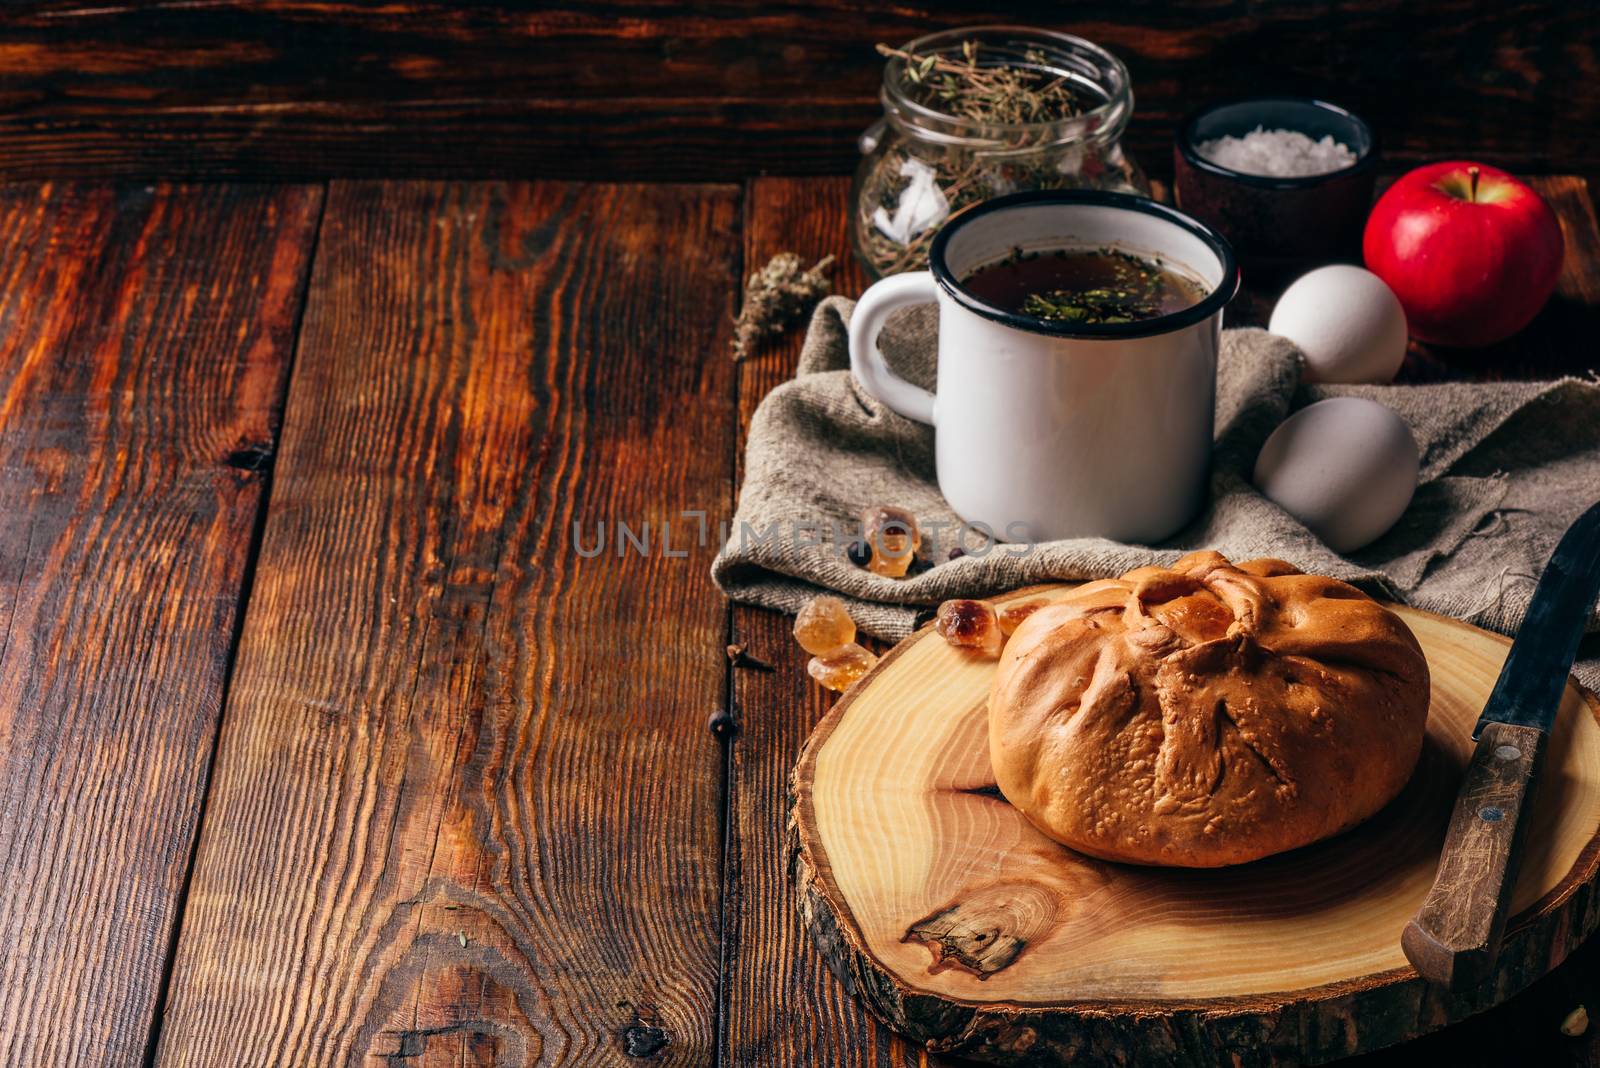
[0,1,1593,180]
[0,182,321,1067]
[152,181,741,1067]
[724,177,928,1067]
[725,176,1600,1067]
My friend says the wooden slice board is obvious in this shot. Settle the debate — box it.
[790,587,1600,1066]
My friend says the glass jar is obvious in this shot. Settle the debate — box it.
[853,26,1149,278]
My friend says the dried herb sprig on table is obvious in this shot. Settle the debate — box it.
[875,39,1088,126]
[732,252,834,360]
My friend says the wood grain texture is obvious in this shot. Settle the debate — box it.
[724,177,929,1067]
[0,182,321,1067]
[151,181,742,1067]
[1404,721,1548,992]
[0,2,1593,180]
[792,594,1600,1065]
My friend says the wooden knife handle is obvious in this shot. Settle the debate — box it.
[1402,720,1548,992]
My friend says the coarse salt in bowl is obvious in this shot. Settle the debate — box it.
[1174,97,1378,274]
[1195,126,1358,179]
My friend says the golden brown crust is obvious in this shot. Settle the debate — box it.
[988,551,1431,867]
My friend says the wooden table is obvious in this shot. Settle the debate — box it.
[0,174,1597,1068]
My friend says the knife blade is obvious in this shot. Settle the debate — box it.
[1403,499,1600,993]
[1473,499,1600,738]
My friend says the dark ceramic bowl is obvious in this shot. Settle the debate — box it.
[1173,97,1377,278]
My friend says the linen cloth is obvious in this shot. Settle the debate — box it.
[712,296,1600,690]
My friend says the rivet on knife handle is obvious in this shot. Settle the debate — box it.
[1401,721,1547,992]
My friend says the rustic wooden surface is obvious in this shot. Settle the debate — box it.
[148,182,741,1066]
[724,180,921,1068]
[0,174,1592,1067]
[792,595,1600,1065]
[0,2,1594,181]
[0,182,321,1068]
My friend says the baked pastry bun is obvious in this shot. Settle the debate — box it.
[988,551,1430,867]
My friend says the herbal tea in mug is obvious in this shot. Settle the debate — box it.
[961,247,1207,325]
[847,191,1239,544]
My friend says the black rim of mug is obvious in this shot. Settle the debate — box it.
[928,189,1241,340]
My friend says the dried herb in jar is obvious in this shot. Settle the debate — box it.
[874,39,1089,127]
[856,36,1145,278]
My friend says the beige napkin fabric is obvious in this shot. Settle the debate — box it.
[713,296,1600,690]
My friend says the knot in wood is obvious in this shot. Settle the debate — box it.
[619,1024,669,1057]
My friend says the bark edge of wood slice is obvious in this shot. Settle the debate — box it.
[790,588,1600,1067]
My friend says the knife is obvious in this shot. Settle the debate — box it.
[1402,499,1600,993]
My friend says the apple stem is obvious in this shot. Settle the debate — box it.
[1469,165,1480,203]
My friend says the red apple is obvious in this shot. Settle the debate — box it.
[1362,161,1564,347]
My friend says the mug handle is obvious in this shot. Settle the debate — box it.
[848,271,938,425]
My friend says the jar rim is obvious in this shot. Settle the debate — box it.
[881,25,1133,148]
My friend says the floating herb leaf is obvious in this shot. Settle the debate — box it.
[1013,250,1178,324]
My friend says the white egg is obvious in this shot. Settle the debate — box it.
[1269,265,1409,384]
[1253,397,1419,553]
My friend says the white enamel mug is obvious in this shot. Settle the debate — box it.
[849,191,1239,544]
